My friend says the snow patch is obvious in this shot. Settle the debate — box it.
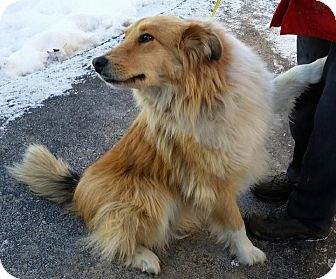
[0,0,184,135]
[0,0,180,79]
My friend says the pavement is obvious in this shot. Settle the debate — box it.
[1,2,335,279]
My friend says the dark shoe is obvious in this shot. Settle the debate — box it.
[251,172,297,202]
[244,209,330,242]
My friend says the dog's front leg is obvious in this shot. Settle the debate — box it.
[207,186,266,265]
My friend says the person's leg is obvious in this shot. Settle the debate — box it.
[246,42,336,240]
[287,36,331,182]
[287,42,336,232]
[251,36,330,202]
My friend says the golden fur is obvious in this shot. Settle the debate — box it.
[9,16,326,274]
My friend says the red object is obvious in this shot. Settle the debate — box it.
[270,0,336,42]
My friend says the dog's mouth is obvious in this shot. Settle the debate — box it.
[103,74,146,85]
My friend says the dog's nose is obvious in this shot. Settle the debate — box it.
[92,56,108,74]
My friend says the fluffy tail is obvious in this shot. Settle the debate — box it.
[7,144,79,211]
[272,56,327,114]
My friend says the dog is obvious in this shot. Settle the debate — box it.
[8,16,326,274]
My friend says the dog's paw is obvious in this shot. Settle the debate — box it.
[228,229,266,266]
[307,56,327,84]
[131,246,161,275]
[236,245,266,266]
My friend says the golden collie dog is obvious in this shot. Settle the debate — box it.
[9,16,325,274]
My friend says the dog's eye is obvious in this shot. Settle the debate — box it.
[138,33,154,43]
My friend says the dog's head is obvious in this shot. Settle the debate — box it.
[92,16,226,90]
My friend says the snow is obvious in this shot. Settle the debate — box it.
[0,0,297,136]
[0,0,180,79]
[0,0,183,135]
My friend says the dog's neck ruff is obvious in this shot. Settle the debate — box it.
[133,86,227,148]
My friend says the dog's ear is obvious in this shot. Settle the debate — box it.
[180,23,222,63]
